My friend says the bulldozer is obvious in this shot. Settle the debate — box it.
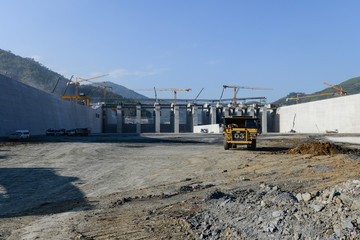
[222,116,261,150]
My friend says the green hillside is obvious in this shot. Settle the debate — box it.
[78,85,138,104]
[0,49,73,96]
[272,77,360,106]
[0,48,145,104]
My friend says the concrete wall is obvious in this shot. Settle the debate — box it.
[278,94,360,133]
[0,76,102,137]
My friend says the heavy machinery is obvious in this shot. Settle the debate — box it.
[223,116,261,150]
[222,85,273,107]
[323,82,347,96]
[66,74,109,103]
[286,93,334,104]
[79,80,112,104]
[128,88,192,105]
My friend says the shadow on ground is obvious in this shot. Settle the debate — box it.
[0,133,223,145]
[228,147,290,152]
[0,168,91,218]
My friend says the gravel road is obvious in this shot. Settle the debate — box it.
[0,133,359,239]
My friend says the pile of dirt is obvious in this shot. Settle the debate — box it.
[286,142,346,156]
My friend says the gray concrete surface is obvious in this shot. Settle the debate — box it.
[278,93,360,133]
[0,76,102,137]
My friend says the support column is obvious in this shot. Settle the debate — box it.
[154,103,161,133]
[223,106,230,117]
[192,105,198,129]
[136,104,141,134]
[249,107,255,118]
[235,107,243,116]
[116,105,123,133]
[210,106,216,124]
[174,105,180,133]
[261,107,268,134]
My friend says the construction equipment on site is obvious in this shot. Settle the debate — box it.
[67,74,109,103]
[129,88,192,105]
[223,116,261,150]
[286,93,335,104]
[81,80,112,104]
[193,88,204,104]
[222,85,273,107]
[61,95,90,106]
[323,82,347,96]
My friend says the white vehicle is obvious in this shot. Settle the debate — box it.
[8,130,30,140]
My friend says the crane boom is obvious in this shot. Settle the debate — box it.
[222,85,273,107]
[83,80,112,104]
[128,88,192,105]
[286,93,334,104]
[66,74,109,103]
[323,82,345,96]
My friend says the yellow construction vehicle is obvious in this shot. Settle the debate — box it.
[223,116,261,150]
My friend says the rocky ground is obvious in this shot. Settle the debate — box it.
[0,133,359,239]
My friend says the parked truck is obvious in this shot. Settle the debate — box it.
[222,116,261,150]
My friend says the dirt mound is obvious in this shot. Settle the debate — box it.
[286,142,345,156]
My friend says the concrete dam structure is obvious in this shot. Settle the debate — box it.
[0,75,102,137]
[2,72,360,136]
[278,93,360,133]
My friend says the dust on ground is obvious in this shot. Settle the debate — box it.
[0,133,359,239]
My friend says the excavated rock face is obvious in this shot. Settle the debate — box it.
[186,180,360,239]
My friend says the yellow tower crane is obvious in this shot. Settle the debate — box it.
[286,93,335,104]
[78,78,112,104]
[323,82,346,96]
[129,88,192,105]
[67,74,109,103]
[222,85,273,107]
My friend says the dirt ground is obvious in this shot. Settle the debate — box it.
[0,133,359,239]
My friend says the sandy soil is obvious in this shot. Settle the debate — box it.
[0,133,359,239]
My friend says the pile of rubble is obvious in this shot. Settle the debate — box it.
[185,180,360,239]
[285,141,357,156]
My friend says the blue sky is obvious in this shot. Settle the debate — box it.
[1,0,360,102]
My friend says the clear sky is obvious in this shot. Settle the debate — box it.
[1,0,360,102]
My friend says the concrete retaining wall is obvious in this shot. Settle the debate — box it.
[278,94,360,133]
[0,76,102,137]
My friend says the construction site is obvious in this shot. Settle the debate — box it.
[0,74,360,239]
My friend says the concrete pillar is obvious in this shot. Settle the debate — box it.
[210,106,216,124]
[192,105,198,128]
[261,107,268,134]
[223,107,230,117]
[154,103,161,133]
[116,105,123,133]
[249,108,255,118]
[174,105,180,133]
[136,105,141,134]
[235,107,242,116]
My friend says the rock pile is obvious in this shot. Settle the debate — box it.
[285,142,357,156]
[185,180,360,239]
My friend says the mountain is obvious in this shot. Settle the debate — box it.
[101,81,148,99]
[272,77,360,106]
[0,49,74,96]
[0,48,146,103]
[78,84,138,104]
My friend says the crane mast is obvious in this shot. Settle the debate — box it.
[129,88,192,105]
[222,85,273,107]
